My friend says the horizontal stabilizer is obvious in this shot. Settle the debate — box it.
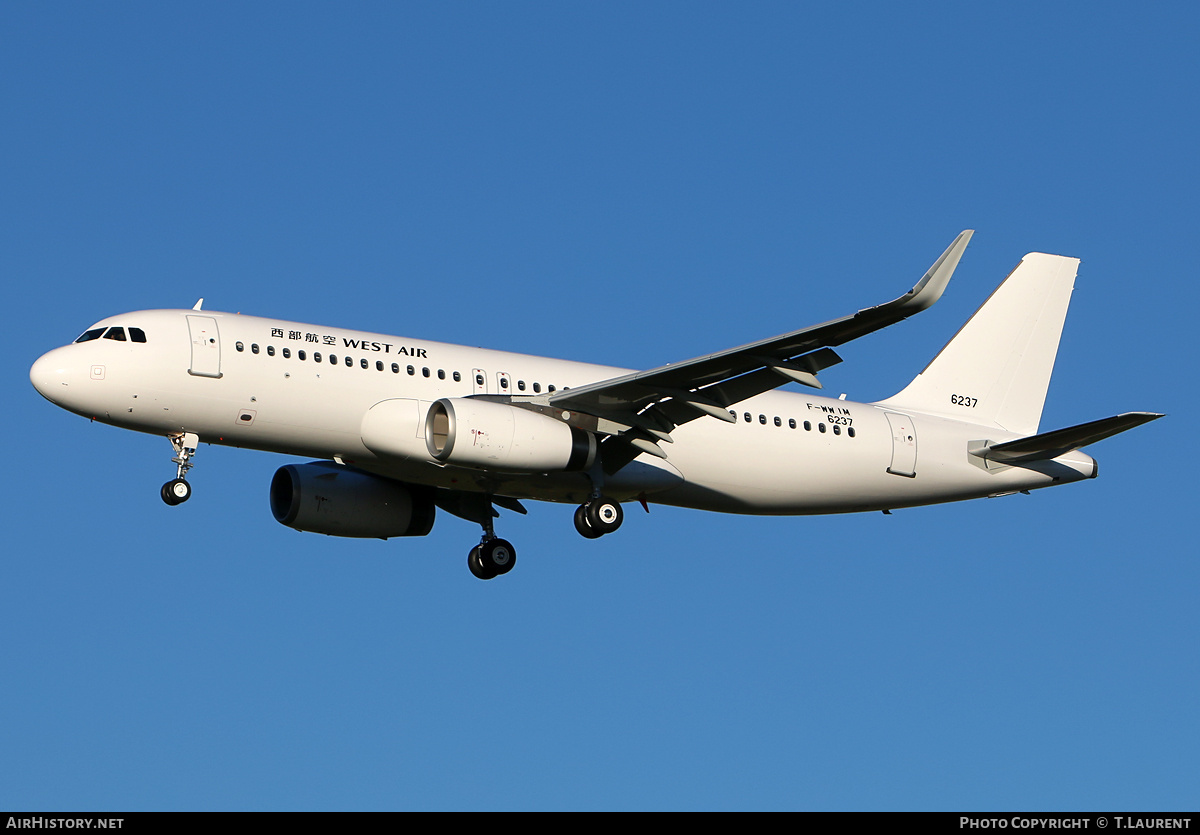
[971,412,1163,464]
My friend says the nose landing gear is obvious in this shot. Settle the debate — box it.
[161,432,199,506]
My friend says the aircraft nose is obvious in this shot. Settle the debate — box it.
[30,347,71,404]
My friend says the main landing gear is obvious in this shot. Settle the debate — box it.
[468,538,517,580]
[573,496,624,539]
[467,499,517,581]
[466,494,624,579]
[161,432,199,506]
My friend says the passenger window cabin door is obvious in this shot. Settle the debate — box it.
[884,411,917,477]
[186,315,222,378]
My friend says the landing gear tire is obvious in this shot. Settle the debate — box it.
[574,504,604,539]
[481,538,516,576]
[468,546,494,580]
[586,498,623,535]
[164,433,198,507]
[469,539,516,580]
[161,478,191,506]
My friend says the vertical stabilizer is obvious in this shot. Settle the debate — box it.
[878,252,1079,436]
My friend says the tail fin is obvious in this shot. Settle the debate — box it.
[879,252,1079,435]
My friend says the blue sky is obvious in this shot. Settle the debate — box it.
[3,3,1196,810]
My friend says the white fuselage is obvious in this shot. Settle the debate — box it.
[30,308,1096,515]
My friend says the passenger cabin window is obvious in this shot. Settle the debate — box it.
[533,383,541,393]
[236,341,245,352]
[453,371,461,382]
[518,380,526,391]
[438,369,445,380]
[267,345,275,356]
[251,343,260,354]
[283,348,291,358]
[299,350,307,361]
[75,328,106,343]
[344,356,352,367]
[391,363,399,373]
[103,327,127,342]
[376,361,384,371]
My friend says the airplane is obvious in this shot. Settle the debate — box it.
[29,230,1161,579]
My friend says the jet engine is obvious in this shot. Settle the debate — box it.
[270,462,436,538]
[425,398,597,472]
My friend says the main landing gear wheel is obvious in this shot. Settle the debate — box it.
[574,504,604,539]
[161,478,191,506]
[585,497,624,535]
[468,546,490,580]
[468,539,517,580]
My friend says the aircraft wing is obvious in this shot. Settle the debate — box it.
[546,230,973,464]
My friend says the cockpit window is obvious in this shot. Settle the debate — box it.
[102,327,127,342]
[74,328,105,343]
[129,327,147,343]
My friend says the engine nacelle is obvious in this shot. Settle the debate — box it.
[360,397,434,461]
[270,462,436,539]
[425,398,597,472]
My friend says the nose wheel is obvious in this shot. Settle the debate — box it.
[161,478,192,506]
[161,432,199,506]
